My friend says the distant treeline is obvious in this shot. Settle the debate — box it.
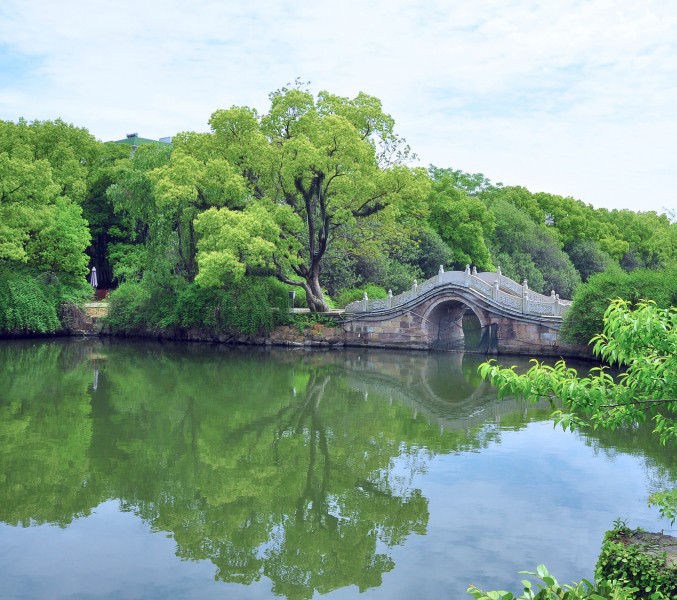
[2,85,676,341]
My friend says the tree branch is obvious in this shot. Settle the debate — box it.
[599,398,677,410]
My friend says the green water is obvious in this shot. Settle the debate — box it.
[0,339,675,599]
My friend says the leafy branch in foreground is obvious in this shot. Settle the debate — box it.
[479,299,677,528]
[467,563,637,599]
[479,300,677,445]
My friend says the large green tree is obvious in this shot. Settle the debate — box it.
[0,119,101,333]
[0,119,95,274]
[427,166,495,270]
[159,84,430,311]
[484,197,581,298]
[605,209,677,271]
[0,118,119,279]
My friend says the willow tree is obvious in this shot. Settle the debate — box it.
[180,84,429,312]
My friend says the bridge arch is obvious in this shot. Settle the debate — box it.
[422,296,488,351]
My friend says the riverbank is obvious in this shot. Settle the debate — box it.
[68,301,592,357]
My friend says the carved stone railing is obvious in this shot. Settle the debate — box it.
[345,265,572,317]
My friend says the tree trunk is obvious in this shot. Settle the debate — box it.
[303,274,329,313]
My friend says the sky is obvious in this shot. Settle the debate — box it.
[1,0,676,214]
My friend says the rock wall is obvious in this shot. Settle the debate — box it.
[71,302,588,358]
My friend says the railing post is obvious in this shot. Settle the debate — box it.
[386,289,392,309]
[464,265,470,286]
[472,266,477,276]
[497,266,502,289]
[493,279,499,300]
[554,293,561,316]
[412,279,418,296]
[438,264,444,284]
[522,279,529,314]
[362,291,369,312]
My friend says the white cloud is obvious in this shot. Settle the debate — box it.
[0,0,676,212]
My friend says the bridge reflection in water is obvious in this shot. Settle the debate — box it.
[340,349,552,433]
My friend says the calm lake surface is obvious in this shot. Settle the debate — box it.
[1,339,675,599]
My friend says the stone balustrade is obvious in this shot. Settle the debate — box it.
[345,265,572,318]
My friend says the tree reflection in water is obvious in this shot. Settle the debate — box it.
[1,340,672,599]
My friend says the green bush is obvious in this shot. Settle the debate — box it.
[595,526,677,599]
[215,277,291,334]
[105,281,154,333]
[0,269,62,334]
[561,266,677,345]
[335,284,388,309]
[107,276,291,336]
[107,279,182,332]
[174,284,225,329]
[108,279,179,330]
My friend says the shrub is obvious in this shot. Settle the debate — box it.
[175,284,225,329]
[0,269,62,334]
[105,281,154,333]
[596,526,677,599]
[107,279,180,332]
[335,284,388,309]
[215,277,291,334]
[561,265,677,345]
[107,276,291,336]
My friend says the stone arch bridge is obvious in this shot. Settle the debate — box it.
[342,266,576,356]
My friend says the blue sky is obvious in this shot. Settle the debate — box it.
[1,0,676,214]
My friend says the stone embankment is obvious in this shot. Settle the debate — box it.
[77,302,590,357]
[79,303,345,346]
[76,302,108,336]
[98,321,346,347]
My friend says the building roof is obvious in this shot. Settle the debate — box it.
[111,133,172,146]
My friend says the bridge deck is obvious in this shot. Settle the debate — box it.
[345,267,571,319]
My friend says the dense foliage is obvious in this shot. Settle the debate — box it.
[0,268,61,333]
[561,266,677,345]
[0,119,111,333]
[596,523,677,599]
[2,86,676,334]
[106,277,291,336]
[101,84,676,328]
